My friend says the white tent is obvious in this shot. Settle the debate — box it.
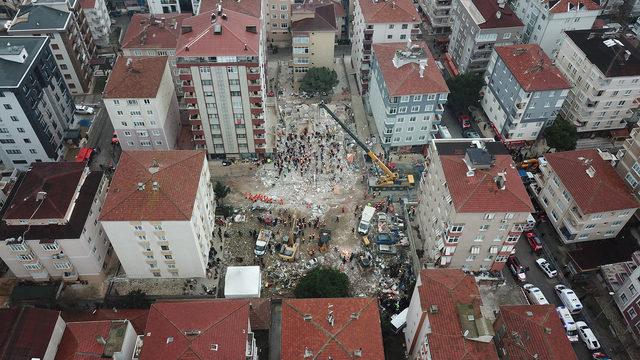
[224,266,261,298]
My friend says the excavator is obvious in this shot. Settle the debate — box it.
[319,102,415,191]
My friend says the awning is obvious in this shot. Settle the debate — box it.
[610,128,630,139]
[391,308,408,330]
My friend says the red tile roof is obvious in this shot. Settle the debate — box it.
[139,300,252,360]
[79,0,96,9]
[61,309,149,334]
[249,298,271,330]
[440,153,534,213]
[497,305,578,360]
[470,0,523,29]
[495,45,571,92]
[99,151,206,222]
[281,298,384,360]
[373,42,449,96]
[292,4,337,32]
[544,149,639,213]
[358,0,419,24]
[55,321,119,360]
[0,307,60,360]
[103,56,168,99]
[198,0,262,18]
[417,269,499,360]
[548,0,600,13]
[122,13,191,50]
[176,9,260,57]
[3,162,86,221]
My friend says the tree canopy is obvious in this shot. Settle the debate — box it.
[544,116,577,151]
[213,181,231,205]
[294,267,350,298]
[299,67,339,94]
[445,73,484,111]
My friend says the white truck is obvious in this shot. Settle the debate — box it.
[357,206,376,235]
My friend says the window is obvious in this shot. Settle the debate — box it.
[503,33,512,39]
[124,131,131,136]
[388,24,395,29]
[41,243,59,251]
[137,235,147,241]
[16,128,24,133]
[8,243,26,252]
[0,139,14,144]
[411,105,420,112]
[585,224,596,229]
[143,99,151,104]
[413,95,422,102]
[449,225,464,232]
[127,100,138,105]
[134,225,143,231]
[402,24,408,29]
[17,254,33,261]
[24,263,42,271]
[626,172,638,188]
[154,224,163,231]
[400,34,407,40]
[10,116,18,122]
[400,96,410,102]
[471,246,481,254]
[479,224,490,231]
[280,4,287,10]
[446,236,460,243]
[621,293,628,304]
[427,94,437,101]
[489,246,499,254]
[501,245,514,253]
[54,261,72,270]
[474,235,484,242]
[398,107,407,113]
[161,245,170,251]
[6,149,21,155]
[629,308,638,319]
[387,35,393,39]
[466,255,476,262]
[483,213,495,220]
[550,210,558,221]
[165,254,173,259]
[3,104,11,110]
[630,284,637,295]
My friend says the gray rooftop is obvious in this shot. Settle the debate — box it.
[0,45,25,55]
[9,5,71,32]
[0,36,48,88]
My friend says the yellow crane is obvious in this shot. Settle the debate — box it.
[319,102,414,190]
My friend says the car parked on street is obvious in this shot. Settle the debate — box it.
[525,231,543,253]
[74,105,95,115]
[576,321,601,350]
[507,255,527,282]
[457,113,472,129]
[523,283,550,305]
[535,258,558,278]
[463,130,481,138]
[555,285,583,314]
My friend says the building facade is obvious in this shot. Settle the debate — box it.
[481,44,570,143]
[510,0,599,58]
[0,162,109,282]
[419,0,452,34]
[103,56,180,150]
[611,252,640,336]
[80,0,110,47]
[99,151,216,279]
[448,0,523,74]
[369,42,449,147]
[351,0,420,94]
[8,0,96,94]
[533,149,638,244]
[417,139,533,271]
[291,3,337,82]
[176,2,271,158]
[617,127,640,197]
[147,0,180,14]
[555,29,640,133]
[0,36,75,169]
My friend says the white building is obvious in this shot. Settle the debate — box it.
[99,151,216,279]
[351,0,420,94]
[510,0,600,58]
[103,56,180,150]
[533,149,639,243]
[80,0,111,46]
[0,162,110,282]
[418,0,453,34]
[417,139,533,271]
[147,0,181,14]
[556,29,640,133]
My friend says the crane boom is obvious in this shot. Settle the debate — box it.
[319,102,397,181]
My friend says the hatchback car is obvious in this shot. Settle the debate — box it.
[458,114,472,129]
[535,258,558,278]
[74,105,95,115]
[576,321,601,350]
[507,255,527,282]
[525,231,543,253]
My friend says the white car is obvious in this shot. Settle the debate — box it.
[523,283,549,305]
[554,285,583,314]
[576,321,601,350]
[535,258,558,278]
[74,105,95,115]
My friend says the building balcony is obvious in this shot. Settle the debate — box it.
[251,108,263,115]
[254,138,267,145]
[253,128,266,135]
[586,99,598,108]
[252,119,265,126]
[179,74,193,81]
[192,129,205,136]
[189,114,201,121]
[249,97,262,104]
[248,85,261,92]
[193,134,205,141]
[184,97,198,104]
[247,73,260,81]
[62,271,78,281]
[183,85,195,93]
[364,28,373,35]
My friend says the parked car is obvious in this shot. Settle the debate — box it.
[375,233,396,245]
[75,147,94,162]
[554,285,583,314]
[377,244,398,255]
[592,352,611,359]
[74,105,95,115]
[377,212,387,223]
[254,230,272,256]
[525,231,543,253]
[535,258,557,278]
[576,321,601,350]
[507,255,527,282]
[523,283,549,305]
[463,130,481,138]
[222,159,233,166]
[457,113,472,129]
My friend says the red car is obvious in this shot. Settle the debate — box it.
[525,231,543,253]
[457,114,471,129]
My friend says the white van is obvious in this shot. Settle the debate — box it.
[523,284,549,305]
[554,285,583,314]
[556,306,579,342]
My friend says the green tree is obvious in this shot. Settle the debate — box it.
[445,73,484,112]
[544,116,577,151]
[294,267,350,298]
[121,289,150,309]
[299,67,339,94]
[213,181,231,206]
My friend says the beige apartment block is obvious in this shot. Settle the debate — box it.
[291,3,338,82]
[417,139,533,272]
[533,149,639,244]
[556,29,640,133]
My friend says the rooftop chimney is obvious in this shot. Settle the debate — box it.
[216,3,222,15]
[149,159,160,174]
[496,10,502,19]
[246,25,257,33]
[96,336,107,345]
[126,58,133,71]
[181,25,192,34]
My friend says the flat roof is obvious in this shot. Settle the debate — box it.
[9,5,71,31]
[565,29,640,78]
[0,36,47,88]
[224,266,261,297]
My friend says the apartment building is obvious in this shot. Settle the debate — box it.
[405,269,498,360]
[176,2,271,158]
[8,0,96,94]
[617,127,640,198]
[0,36,75,169]
[448,0,523,74]
[291,3,337,81]
[137,300,258,359]
[80,0,110,46]
[369,42,449,147]
[417,139,533,271]
[0,162,109,282]
[607,252,640,336]
[281,298,384,359]
[147,0,180,14]
[56,319,138,359]
[103,56,180,150]
[510,0,599,58]
[600,0,640,16]
[99,151,216,278]
[351,0,420,94]
[121,14,191,95]
[555,29,640,133]
[481,44,570,143]
[533,149,639,244]
[419,0,452,34]
[494,305,578,360]
[0,0,19,19]
[0,307,65,360]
